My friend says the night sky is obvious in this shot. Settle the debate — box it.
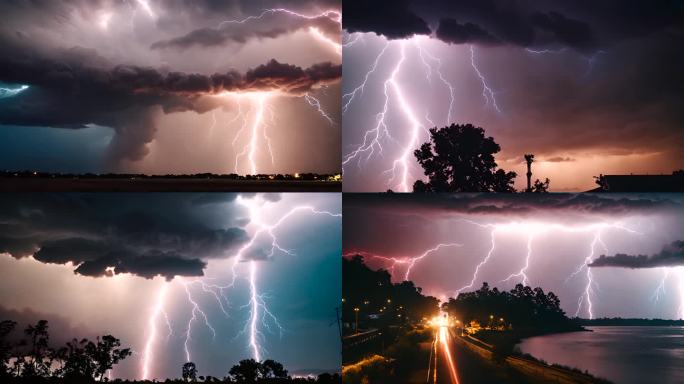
[344,193,684,320]
[342,0,683,191]
[0,193,342,379]
[0,0,341,175]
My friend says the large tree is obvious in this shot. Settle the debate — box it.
[413,123,517,192]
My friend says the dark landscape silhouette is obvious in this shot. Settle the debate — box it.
[0,171,342,192]
[0,320,340,383]
[341,255,620,383]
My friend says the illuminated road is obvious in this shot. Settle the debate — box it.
[425,325,532,384]
[428,325,461,384]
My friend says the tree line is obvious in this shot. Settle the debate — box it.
[0,320,340,383]
[443,282,579,332]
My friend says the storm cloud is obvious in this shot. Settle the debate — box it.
[341,0,683,192]
[0,0,342,172]
[0,194,251,280]
[343,0,681,50]
[343,193,682,221]
[590,241,684,269]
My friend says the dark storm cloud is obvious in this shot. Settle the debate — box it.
[435,19,501,45]
[0,41,340,161]
[0,194,249,280]
[343,0,430,39]
[589,241,684,268]
[344,193,680,218]
[151,11,339,50]
[344,0,682,51]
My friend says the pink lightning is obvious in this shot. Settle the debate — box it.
[345,242,462,283]
[349,219,642,319]
[342,34,502,191]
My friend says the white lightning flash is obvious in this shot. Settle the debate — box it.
[0,85,29,99]
[233,196,341,361]
[469,45,501,113]
[342,35,502,191]
[141,283,170,380]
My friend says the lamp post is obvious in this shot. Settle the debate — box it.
[354,307,360,334]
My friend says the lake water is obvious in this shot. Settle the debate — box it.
[518,326,684,384]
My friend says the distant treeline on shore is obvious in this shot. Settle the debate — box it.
[576,318,684,326]
[0,170,341,181]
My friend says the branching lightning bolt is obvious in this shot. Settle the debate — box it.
[346,243,462,283]
[342,35,501,190]
[469,45,501,113]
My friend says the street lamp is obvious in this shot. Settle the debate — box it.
[354,307,360,334]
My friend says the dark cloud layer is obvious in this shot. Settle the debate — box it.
[0,0,342,167]
[344,193,681,219]
[0,194,250,280]
[151,11,340,50]
[343,0,430,39]
[0,42,340,161]
[343,0,682,51]
[590,241,684,269]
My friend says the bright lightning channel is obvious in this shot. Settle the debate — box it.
[348,220,640,320]
[342,35,501,191]
[141,283,170,380]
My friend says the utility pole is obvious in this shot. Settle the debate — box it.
[524,154,534,192]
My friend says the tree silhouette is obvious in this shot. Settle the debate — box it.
[21,320,52,377]
[259,359,288,379]
[60,338,94,379]
[229,359,260,383]
[531,178,550,193]
[0,320,16,379]
[86,335,131,381]
[413,123,517,192]
[183,361,198,382]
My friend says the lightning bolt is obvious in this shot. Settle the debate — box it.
[342,35,500,191]
[651,268,670,303]
[232,196,341,360]
[349,219,641,320]
[216,8,341,56]
[469,45,501,113]
[382,41,424,192]
[0,84,29,99]
[501,234,534,286]
[304,93,335,125]
[224,93,274,175]
[677,267,684,319]
[141,283,169,380]
[345,243,462,283]
[182,281,217,362]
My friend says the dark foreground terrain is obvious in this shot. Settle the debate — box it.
[0,178,341,192]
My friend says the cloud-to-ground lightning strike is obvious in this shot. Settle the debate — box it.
[342,35,501,191]
[349,219,643,319]
[141,283,169,380]
[233,196,341,361]
[182,281,217,362]
[139,197,340,378]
